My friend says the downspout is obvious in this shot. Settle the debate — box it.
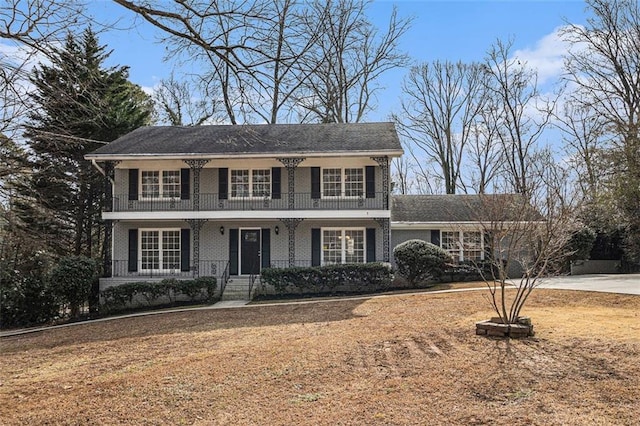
[91,159,115,187]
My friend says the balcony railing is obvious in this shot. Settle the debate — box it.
[110,259,230,278]
[109,259,318,279]
[110,192,386,212]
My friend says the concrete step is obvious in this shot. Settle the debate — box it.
[221,277,258,301]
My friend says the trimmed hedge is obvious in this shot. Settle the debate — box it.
[260,263,392,295]
[100,276,217,313]
[393,239,452,286]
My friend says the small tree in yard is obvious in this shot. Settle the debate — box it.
[393,239,452,286]
[49,256,98,319]
[474,160,578,330]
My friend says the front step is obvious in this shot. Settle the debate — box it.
[221,277,258,301]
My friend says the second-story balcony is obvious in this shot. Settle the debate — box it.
[110,192,388,212]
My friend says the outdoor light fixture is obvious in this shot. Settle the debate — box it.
[219,226,224,235]
[275,226,279,235]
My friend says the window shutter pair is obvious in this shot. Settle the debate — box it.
[218,168,281,200]
[311,228,376,266]
[127,228,190,272]
[128,168,190,200]
[310,167,376,199]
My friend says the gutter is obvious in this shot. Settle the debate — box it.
[84,149,405,162]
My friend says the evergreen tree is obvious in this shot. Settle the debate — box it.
[16,27,152,258]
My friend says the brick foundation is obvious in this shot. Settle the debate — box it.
[475,317,534,338]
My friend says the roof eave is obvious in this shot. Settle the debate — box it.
[84,149,404,161]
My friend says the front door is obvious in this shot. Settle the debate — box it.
[240,229,261,275]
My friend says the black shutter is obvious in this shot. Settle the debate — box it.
[128,169,139,201]
[181,229,191,272]
[311,228,321,266]
[128,229,138,272]
[272,167,281,199]
[229,228,239,275]
[180,168,190,200]
[366,228,376,262]
[365,166,375,198]
[431,230,441,247]
[219,168,228,200]
[261,228,271,268]
[311,167,320,199]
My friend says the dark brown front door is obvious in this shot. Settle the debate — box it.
[240,229,260,275]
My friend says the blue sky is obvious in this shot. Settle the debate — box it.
[86,1,589,124]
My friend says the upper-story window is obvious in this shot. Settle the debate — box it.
[322,167,363,197]
[231,169,271,198]
[141,170,180,198]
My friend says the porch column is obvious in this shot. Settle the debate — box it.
[374,217,391,262]
[280,218,304,267]
[186,219,207,277]
[277,157,305,209]
[371,156,390,209]
[184,159,209,210]
[102,161,118,277]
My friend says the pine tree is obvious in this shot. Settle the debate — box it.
[16,28,153,259]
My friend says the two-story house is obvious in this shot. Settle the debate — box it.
[86,122,402,297]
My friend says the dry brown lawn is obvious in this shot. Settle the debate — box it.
[1,289,639,425]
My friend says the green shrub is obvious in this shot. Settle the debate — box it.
[566,227,597,261]
[49,256,98,318]
[99,276,217,313]
[261,263,392,295]
[393,239,452,286]
[193,276,217,302]
[1,251,60,328]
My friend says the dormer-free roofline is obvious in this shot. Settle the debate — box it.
[84,122,404,161]
[85,149,404,161]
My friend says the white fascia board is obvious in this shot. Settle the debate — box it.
[391,221,542,230]
[85,150,404,162]
[103,210,391,221]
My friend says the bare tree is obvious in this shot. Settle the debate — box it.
[466,95,504,193]
[553,98,608,201]
[0,0,84,137]
[114,0,408,124]
[396,61,484,194]
[391,155,413,195]
[482,39,557,197]
[153,74,220,126]
[475,155,577,328]
[562,0,640,262]
[295,0,410,123]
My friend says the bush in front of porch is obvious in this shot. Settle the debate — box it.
[260,263,392,296]
[100,276,217,313]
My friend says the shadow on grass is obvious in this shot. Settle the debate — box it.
[0,298,369,353]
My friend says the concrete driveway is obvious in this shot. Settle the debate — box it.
[536,274,640,295]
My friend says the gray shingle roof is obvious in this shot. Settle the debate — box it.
[391,194,541,223]
[86,122,402,158]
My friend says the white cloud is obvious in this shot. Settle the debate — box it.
[0,40,52,72]
[512,26,572,85]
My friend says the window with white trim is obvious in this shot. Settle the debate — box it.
[140,229,181,271]
[231,169,271,198]
[441,230,484,262]
[441,231,461,261]
[463,231,483,262]
[322,228,365,265]
[322,167,363,197]
[141,170,180,198]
